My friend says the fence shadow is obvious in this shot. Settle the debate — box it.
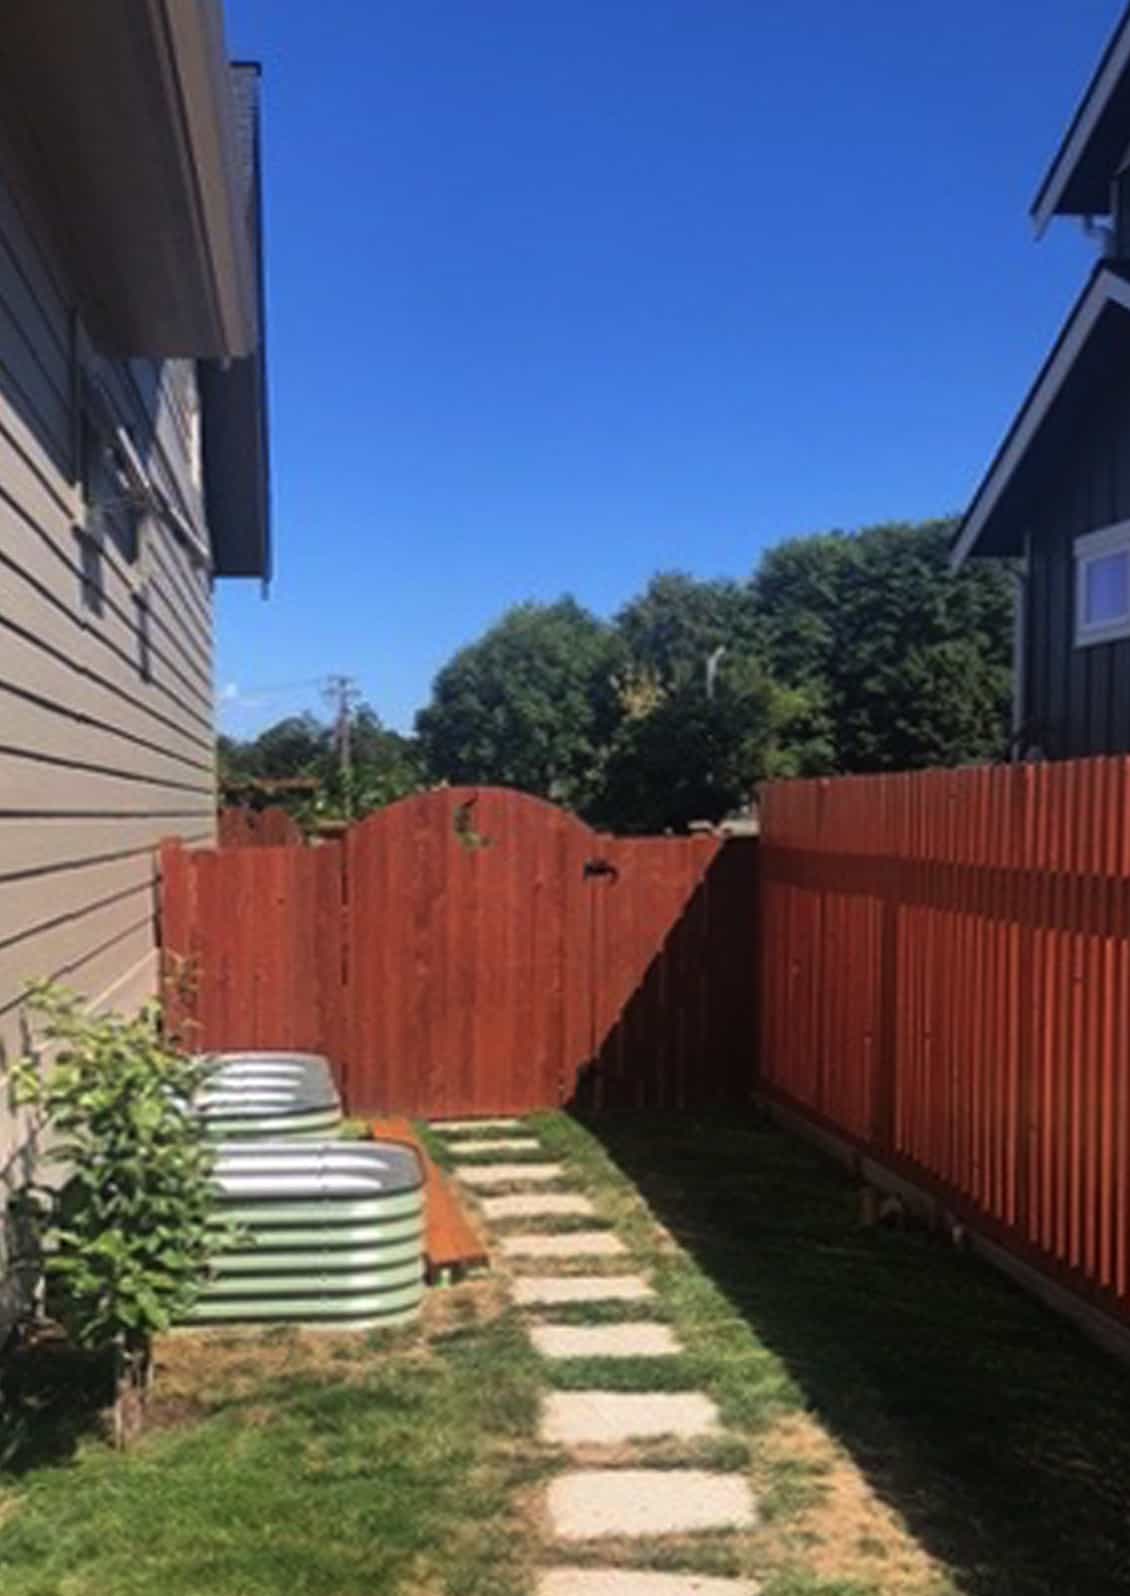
[569,839,758,1113]
[580,1107,1130,1596]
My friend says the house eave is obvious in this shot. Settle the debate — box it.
[202,63,271,583]
[0,0,257,359]
[1032,4,1130,234]
[952,265,1130,570]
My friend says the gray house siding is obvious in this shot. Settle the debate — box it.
[0,137,218,1297]
[1022,378,1130,759]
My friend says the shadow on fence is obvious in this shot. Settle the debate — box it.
[570,839,758,1114]
[582,1108,1130,1596]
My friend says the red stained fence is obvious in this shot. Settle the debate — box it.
[163,787,757,1117]
[760,758,1130,1327]
[218,807,305,848]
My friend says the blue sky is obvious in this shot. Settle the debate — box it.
[218,0,1120,736]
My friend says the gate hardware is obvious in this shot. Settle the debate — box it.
[583,857,619,881]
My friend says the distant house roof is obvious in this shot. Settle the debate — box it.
[1033,4,1130,233]
[952,263,1130,567]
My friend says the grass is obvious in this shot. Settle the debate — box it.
[6,1107,1130,1595]
[0,1299,548,1596]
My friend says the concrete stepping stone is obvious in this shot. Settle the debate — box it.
[435,1118,523,1133]
[542,1391,720,1446]
[539,1573,759,1595]
[454,1136,543,1155]
[500,1231,626,1259]
[530,1323,681,1360]
[455,1162,566,1188]
[513,1275,654,1307]
[547,1468,757,1539]
[482,1193,596,1221]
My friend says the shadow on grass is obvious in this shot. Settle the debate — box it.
[581,1108,1130,1596]
[0,1334,113,1476]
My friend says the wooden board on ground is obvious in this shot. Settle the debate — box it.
[369,1117,489,1282]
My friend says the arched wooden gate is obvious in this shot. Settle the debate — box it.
[162,787,757,1117]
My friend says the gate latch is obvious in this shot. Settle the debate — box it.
[583,857,619,881]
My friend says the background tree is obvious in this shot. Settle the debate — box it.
[317,706,426,819]
[614,571,762,690]
[752,520,1013,772]
[416,598,622,809]
[219,703,425,823]
[222,519,1014,835]
[593,655,803,833]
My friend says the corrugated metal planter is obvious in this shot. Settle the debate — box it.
[195,1051,343,1139]
[187,1141,426,1329]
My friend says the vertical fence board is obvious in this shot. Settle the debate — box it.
[760,757,1130,1331]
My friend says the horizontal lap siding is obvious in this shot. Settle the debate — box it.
[0,160,216,1209]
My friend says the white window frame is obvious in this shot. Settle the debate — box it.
[1074,520,1130,647]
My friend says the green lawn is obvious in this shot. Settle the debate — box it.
[4,1110,1130,1596]
[0,1308,546,1596]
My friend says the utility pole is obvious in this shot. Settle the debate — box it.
[323,674,360,818]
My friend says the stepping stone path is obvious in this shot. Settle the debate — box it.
[539,1573,759,1595]
[513,1275,654,1306]
[454,1137,543,1154]
[439,1118,523,1132]
[432,1117,758,1592]
[529,1323,681,1360]
[455,1161,565,1188]
[499,1230,628,1259]
[481,1193,596,1221]
[549,1469,756,1539]
[542,1391,720,1446]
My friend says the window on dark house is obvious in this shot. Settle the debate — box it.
[1075,522,1130,646]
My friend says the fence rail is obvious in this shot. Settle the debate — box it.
[760,758,1130,1327]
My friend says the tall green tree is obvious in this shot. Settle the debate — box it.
[416,598,622,808]
[592,656,804,834]
[614,571,762,691]
[752,520,1013,772]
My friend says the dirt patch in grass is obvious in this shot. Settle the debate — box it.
[758,1414,947,1594]
[149,1275,511,1426]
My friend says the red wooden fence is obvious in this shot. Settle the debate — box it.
[163,787,757,1117]
[760,758,1130,1328]
[218,806,305,848]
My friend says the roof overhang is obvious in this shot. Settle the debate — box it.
[952,265,1130,568]
[202,65,271,582]
[1032,4,1130,234]
[0,0,257,358]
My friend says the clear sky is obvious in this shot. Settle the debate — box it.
[218,0,1121,736]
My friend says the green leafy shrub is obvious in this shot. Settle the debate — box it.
[10,983,230,1438]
